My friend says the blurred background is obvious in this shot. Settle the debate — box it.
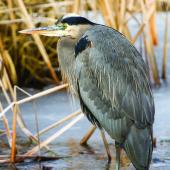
[0,0,170,169]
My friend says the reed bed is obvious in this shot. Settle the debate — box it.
[0,0,170,165]
[0,0,169,88]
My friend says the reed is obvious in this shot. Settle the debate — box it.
[0,83,69,163]
[162,2,169,80]
[0,0,168,87]
[80,125,97,145]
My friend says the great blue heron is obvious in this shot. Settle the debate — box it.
[20,14,155,170]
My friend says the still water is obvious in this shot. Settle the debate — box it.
[0,12,170,169]
[0,82,170,170]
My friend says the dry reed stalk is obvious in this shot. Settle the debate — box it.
[127,0,134,11]
[0,84,68,118]
[0,70,32,145]
[35,110,81,137]
[11,88,17,162]
[0,79,11,105]
[0,82,68,152]
[0,56,8,90]
[0,59,3,74]
[162,10,169,79]
[2,67,43,147]
[0,84,69,157]
[119,0,126,33]
[0,160,10,163]
[14,86,50,150]
[103,0,116,28]
[122,24,132,41]
[0,103,14,119]
[80,125,96,145]
[2,50,17,84]
[149,11,158,45]
[7,0,17,48]
[114,0,120,29]
[18,114,84,161]
[120,0,132,40]
[144,35,160,85]
[140,0,160,85]
[0,84,68,152]
[0,37,17,85]
[148,0,158,45]
[149,41,160,85]
[131,24,146,44]
[142,32,150,68]
[74,0,80,13]
[131,5,155,44]
[0,54,13,95]
[16,84,68,105]
[16,0,59,83]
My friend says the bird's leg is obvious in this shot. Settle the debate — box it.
[115,141,121,170]
[80,125,96,145]
[100,129,112,164]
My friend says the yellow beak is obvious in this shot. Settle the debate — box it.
[19,24,67,37]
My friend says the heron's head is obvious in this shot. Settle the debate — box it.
[20,14,95,38]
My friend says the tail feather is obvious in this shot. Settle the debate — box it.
[124,125,153,170]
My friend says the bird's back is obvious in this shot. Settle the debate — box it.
[76,25,154,169]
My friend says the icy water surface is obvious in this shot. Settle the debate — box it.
[1,12,170,169]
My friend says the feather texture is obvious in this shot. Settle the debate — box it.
[75,25,154,169]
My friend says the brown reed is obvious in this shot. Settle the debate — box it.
[0,0,168,87]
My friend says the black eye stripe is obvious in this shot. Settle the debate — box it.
[60,17,95,25]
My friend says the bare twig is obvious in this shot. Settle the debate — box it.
[11,87,17,162]
[35,110,81,137]
[162,5,169,79]
[19,114,84,161]
[0,84,68,118]
[80,125,96,145]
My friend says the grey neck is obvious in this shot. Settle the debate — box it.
[57,24,93,95]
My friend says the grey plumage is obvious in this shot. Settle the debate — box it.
[22,15,155,170]
[59,24,154,169]
[75,25,154,169]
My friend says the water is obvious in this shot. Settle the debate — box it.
[1,85,170,170]
[1,12,170,169]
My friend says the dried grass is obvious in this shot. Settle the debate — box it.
[0,0,168,87]
[0,0,170,165]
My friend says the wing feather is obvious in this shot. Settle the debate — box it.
[76,25,154,128]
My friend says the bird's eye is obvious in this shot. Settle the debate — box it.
[62,23,68,29]
[56,23,68,30]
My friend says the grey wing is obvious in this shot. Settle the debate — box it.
[76,25,154,128]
